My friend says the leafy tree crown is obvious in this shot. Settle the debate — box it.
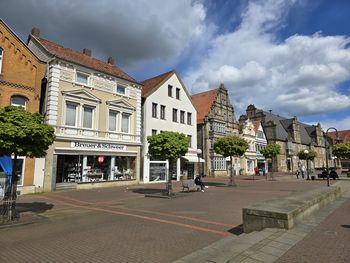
[0,106,55,157]
[297,149,317,160]
[260,144,281,159]
[147,131,189,160]
[214,136,249,157]
[332,142,350,159]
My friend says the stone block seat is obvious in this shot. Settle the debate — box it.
[243,185,341,233]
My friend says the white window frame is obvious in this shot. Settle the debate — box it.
[121,113,131,133]
[107,106,133,134]
[108,110,119,132]
[64,101,96,129]
[212,157,226,171]
[82,105,95,129]
[0,48,3,73]
[76,71,89,85]
[116,84,127,95]
[11,95,27,109]
[64,101,78,127]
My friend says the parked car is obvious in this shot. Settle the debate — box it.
[316,167,340,180]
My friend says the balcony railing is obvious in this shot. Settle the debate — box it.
[55,126,141,143]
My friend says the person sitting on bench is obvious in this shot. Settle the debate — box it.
[195,175,205,192]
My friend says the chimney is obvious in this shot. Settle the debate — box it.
[31,27,40,37]
[83,48,92,57]
[107,57,115,65]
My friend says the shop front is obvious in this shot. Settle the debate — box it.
[53,140,140,189]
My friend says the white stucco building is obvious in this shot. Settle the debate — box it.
[141,70,201,183]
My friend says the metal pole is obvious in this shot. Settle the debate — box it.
[325,127,339,187]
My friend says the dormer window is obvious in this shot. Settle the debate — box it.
[11,96,27,109]
[76,72,89,85]
[0,48,3,73]
[117,84,126,95]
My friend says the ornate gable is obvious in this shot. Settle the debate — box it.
[62,89,101,103]
[106,99,135,111]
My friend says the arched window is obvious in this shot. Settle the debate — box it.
[11,95,27,109]
[0,48,3,73]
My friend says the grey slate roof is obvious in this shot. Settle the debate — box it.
[259,110,315,145]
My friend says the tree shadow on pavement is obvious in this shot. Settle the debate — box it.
[341,224,350,228]
[228,224,244,235]
[132,188,167,195]
[16,202,54,214]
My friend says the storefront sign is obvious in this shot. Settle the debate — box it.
[97,156,104,163]
[71,142,126,151]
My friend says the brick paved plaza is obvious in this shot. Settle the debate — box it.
[0,176,345,263]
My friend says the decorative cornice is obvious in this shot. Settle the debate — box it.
[0,79,36,92]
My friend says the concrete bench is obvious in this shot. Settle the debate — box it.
[181,179,201,192]
[243,185,341,233]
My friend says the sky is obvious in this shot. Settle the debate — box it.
[1,0,349,131]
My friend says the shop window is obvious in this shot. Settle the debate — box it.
[0,48,3,73]
[149,162,166,181]
[11,95,27,109]
[76,72,89,85]
[65,102,77,126]
[121,113,130,133]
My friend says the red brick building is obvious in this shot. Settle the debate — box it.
[0,19,46,193]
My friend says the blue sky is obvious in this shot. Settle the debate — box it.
[1,0,349,131]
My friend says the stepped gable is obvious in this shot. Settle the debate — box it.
[191,88,220,124]
[34,37,137,83]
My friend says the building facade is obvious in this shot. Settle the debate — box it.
[0,19,46,194]
[192,84,240,177]
[141,70,200,183]
[245,104,328,173]
[238,117,267,175]
[28,28,142,192]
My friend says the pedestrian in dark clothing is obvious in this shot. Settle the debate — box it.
[195,175,205,192]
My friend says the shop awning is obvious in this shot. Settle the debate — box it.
[181,155,205,163]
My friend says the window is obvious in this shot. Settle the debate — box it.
[172,108,178,122]
[83,106,94,128]
[180,110,185,124]
[152,103,158,118]
[187,112,192,125]
[188,135,192,147]
[121,113,130,133]
[257,130,264,138]
[65,102,77,126]
[212,157,226,170]
[210,122,226,133]
[0,48,3,73]
[152,129,157,135]
[76,72,89,85]
[109,110,118,131]
[11,96,27,109]
[176,88,180,99]
[168,85,173,97]
[160,105,165,120]
[117,84,126,95]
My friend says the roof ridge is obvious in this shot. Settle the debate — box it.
[142,69,175,83]
[191,87,220,97]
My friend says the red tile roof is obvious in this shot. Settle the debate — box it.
[328,130,350,143]
[141,70,175,97]
[191,88,219,124]
[33,36,138,83]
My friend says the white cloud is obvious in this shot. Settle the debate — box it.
[320,117,350,132]
[185,0,350,118]
[0,0,207,68]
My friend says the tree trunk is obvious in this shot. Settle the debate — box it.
[229,156,237,187]
[4,153,19,221]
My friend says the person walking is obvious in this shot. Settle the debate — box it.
[301,164,305,179]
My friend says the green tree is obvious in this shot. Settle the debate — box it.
[297,149,317,180]
[0,106,55,220]
[214,136,249,186]
[147,131,189,195]
[332,142,350,159]
[260,144,281,180]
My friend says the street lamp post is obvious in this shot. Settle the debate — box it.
[304,149,310,180]
[197,149,202,177]
[324,127,339,187]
